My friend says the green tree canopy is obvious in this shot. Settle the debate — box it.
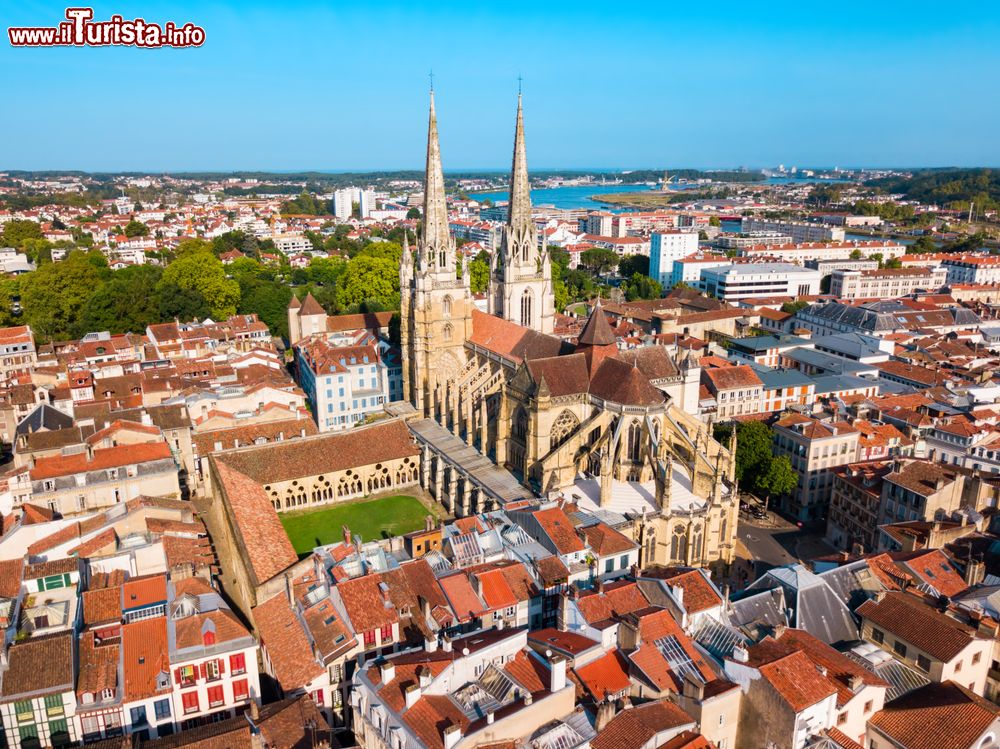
[756,455,798,502]
[76,265,164,336]
[158,250,240,319]
[579,247,619,275]
[335,255,400,312]
[622,273,662,301]
[1,219,43,249]
[123,219,150,237]
[618,254,649,278]
[20,250,108,341]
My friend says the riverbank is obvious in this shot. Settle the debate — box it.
[591,191,703,209]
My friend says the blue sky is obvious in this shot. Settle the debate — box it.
[4,1,1000,171]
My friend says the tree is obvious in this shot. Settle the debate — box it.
[158,281,211,322]
[469,255,490,294]
[618,254,649,278]
[756,455,798,506]
[622,273,662,301]
[849,249,863,260]
[334,255,400,312]
[307,256,346,287]
[579,247,619,275]
[123,219,149,237]
[406,207,421,220]
[19,251,108,341]
[357,241,402,263]
[908,235,937,254]
[0,278,20,328]
[76,265,163,336]
[238,279,293,340]
[158,251,240,319]
[781,300,808,315]
[884,257,902,269]
[731,421,773,486]
[1,219,42,249]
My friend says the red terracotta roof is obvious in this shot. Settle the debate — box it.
[868,681,1000,749]
[573,649,632,701]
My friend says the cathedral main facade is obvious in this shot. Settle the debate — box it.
[399,92,739,575]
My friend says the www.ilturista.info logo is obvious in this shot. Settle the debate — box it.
[8,7,205,48]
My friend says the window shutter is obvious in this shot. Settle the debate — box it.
[174,668,182,685]
[218,658,226,675]
[199,663,206,680]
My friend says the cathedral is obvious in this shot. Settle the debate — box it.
[399,91,740,574]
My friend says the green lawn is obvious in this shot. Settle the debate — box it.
[279,495,434,555]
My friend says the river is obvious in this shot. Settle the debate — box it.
[474,177,854,212]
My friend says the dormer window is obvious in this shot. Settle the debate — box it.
[203,630,216,646]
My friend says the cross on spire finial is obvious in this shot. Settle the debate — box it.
[517,74,522,94]
[429,70,434,92]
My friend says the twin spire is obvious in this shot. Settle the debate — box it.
[417,89,533,269]
[421,91,451,266]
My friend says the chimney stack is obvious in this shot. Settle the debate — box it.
[549,655,567,692]
[442,634,452,653]
[443,725,462,749]
[381,662,395,683]
[404,683,420,709]
[418,666,432,689]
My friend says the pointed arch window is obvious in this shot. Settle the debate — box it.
[443,323,453,343]
[512,406,529,441]
[520,289,533,328]
[671,526,688,563]
[442,295,452,317]
[627,419,642,462]
[549,410,580,452]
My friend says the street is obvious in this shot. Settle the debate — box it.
[736,511,836,583]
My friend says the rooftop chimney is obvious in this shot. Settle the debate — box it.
[443,725,462,749]
[424,634,438,654]
[442,635,452,653]
[486,710,495,725]
[731,646,750,664]
[549,655,567,692]
[418,666,432,689]
[404,683,420,709]
[381,662,395,683]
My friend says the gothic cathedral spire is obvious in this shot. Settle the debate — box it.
[401,89,473,415]
[489,93,554,334]
[420,90,454,274]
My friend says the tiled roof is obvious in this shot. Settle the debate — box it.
[898,549,968,597]
[0,558,24,599]
[573,649,632,701]
[122,574,167,610]
[30,441,173,480]
[578,522,636,556]
[252,594,324,691]
[577,581,650,626]
[756,649,837,712]
[646,568,722,614]
[212,419,419,485]
[591,699,694,749]
[439,572,487,622]
[83,585,122,626]
[211,458,298,586]
[857,592,978,662]
[122,617,171,702]
[0,633,74,697]
[174,609,250,650]
[704,364,763,392]
[773,629,889,707]
[534,507,585,555]
[77,631,119,697]
[469,309,573,363]
[335,573,399,633]
[868,681,1000,749]
[503,650,550,694]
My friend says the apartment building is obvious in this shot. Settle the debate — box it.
[701,365,764,420]
[714,231,791,249]
[294,338,392,432]
[0,326,36,382]
[942,255,1000,285]
[830,266,947,300]
[857,592,992,696]
[827,460,894,552]
[670,252,732,289]
[648,231,700,286]
[740,217,846,243]
[701,263,822,302]
[738,240,906,264]
[772,415,860,523]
